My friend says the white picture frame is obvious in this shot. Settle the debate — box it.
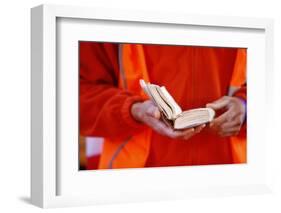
[31,4,274,208]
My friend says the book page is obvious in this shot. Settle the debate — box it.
[148,85,173,119]
[160,86,182,116]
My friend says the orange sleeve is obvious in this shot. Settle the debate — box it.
[79,42,145,139]
[233,84,247,101]
[230,50,247,163]
[230,49,247,101]
[230,49,247,87]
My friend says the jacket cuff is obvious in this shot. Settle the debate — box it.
[121,95,147,131]
[232,87,246,101]
[232,88,247,124]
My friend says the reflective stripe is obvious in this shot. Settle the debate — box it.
[108,137,131,169]
[118,44,128,90]
[107,45,129,169]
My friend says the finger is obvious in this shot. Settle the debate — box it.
[146,105,161,119]
[219,114,242,129]
[220,131,239,137]
[145,116,200,140]
[181,125,205,140]
[183,130,197,140]
[180,128,196,136]
[206,97,229,110]
[210,111,231,127]
[144,114,192,139]
[167,128,195,139]
[144,115,166,129]
[145,116,176,136]
[233,112,246,124]
[220,120,240,129]
[194,124,206,133]
[220,126,241,135]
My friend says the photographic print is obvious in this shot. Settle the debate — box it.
[79,42,247,170]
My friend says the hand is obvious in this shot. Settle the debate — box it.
[131,100,205,140]
[206,96,246,137]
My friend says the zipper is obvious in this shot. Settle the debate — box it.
[191,48,195,107]
[191,47,196,165]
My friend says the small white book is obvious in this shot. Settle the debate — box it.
[140,79,215,129]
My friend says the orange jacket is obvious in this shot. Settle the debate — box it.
[79,42,247,169]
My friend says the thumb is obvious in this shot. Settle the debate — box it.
[146,105,161,119]
[206,97,229,111]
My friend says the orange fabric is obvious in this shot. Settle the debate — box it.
[230,125,247,163]
[79,42,247,168]
[79,43,145,139]
[230,49,247,87]
[99,44,152,169]
[229,49,247,163]
[119,44,150,95]
[99,131,152,169]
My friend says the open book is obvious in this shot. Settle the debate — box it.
[140,80,215,130]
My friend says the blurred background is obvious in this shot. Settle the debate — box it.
[79,136,103,170]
